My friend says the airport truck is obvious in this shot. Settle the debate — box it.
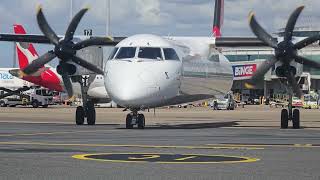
[303,91,319,109]
[0,88,54,108]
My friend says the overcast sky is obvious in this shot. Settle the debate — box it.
[0,0,319,67]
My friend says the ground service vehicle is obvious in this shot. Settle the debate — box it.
[303,92,319,109]
[0,88,53,108]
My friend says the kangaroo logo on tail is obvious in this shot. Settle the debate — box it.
[14,24,39,69]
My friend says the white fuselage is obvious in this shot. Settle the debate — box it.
[104,34,233,109]
[105,59,181,108]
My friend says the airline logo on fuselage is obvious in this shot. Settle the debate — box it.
[232,64,257,79]
[0,72,13,80]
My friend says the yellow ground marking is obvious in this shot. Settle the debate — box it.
[128,155,160,160]
[174,156,197,161]
[207,144,318,148]
[0,142,264,150]
[0,130,120,137]
[72,153,260,164]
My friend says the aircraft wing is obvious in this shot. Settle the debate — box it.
[0,33,125,45]
[0,32,273,47]
[215,37,273,47]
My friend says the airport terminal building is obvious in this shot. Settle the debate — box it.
[223,28,320,100]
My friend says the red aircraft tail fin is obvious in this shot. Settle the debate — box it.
[212,0,224,37]
[14,24,40,70]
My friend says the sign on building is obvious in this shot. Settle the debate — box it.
[232,64,257,80]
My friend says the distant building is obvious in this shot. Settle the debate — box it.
[223,27,320,99]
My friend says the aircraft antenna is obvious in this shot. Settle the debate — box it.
[106,0,111,36]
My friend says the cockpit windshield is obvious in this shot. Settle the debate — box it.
[108,47,118,60]
[163,48,180,61]
[138,47,163,60]
[115,47,136,59]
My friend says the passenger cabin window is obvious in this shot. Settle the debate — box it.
[163,48,180,61]
[115,47,136,59]
[138,47,163,60]
[108,47,118,60]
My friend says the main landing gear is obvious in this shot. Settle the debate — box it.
[76,101,96,125]
[74,75,96,125]
[126,110,145,129]
[281,92,300,129]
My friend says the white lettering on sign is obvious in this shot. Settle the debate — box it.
[233,64,257,78]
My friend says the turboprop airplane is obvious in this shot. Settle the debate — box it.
[2,1,319,129]
[0,1,232,128]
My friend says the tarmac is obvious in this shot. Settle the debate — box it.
[0,105,320,180]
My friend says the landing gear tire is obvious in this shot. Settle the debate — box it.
[126,114,133,129]
[0,101,6,107]
[292,109,300,129]
[32,100,39,108]
[76,106,85,125]
[86,101,96,125]
[281,109,289,129]
[137,114,145,129]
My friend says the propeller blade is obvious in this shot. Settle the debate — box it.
[71,56,104,74]
[294,55,320,68]
[247,56,278,87]
[22,51,56,75]
[61,70,73,97]
[286,72,302,97]
[73,37,114,50]
[294,34,320,50]
[64,8,89,42]
[36,5,60,45]
[248,12,278,48]
[284,6,304,43]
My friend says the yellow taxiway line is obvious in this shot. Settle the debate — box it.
[206,143,318,148]
[0,129,120,137]
[0,141,264,150]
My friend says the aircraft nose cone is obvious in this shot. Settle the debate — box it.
[105,61,161,108]
[111,80,153,107]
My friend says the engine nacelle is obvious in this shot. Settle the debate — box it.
[275,65,296,78]
[57,63,77,76]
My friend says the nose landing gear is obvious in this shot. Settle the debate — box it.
[126,110,145,129]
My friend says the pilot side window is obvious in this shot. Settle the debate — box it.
[115,47,136,59]
[108,47,118,60]
[163,48,180,61]
[138,47,163,60]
